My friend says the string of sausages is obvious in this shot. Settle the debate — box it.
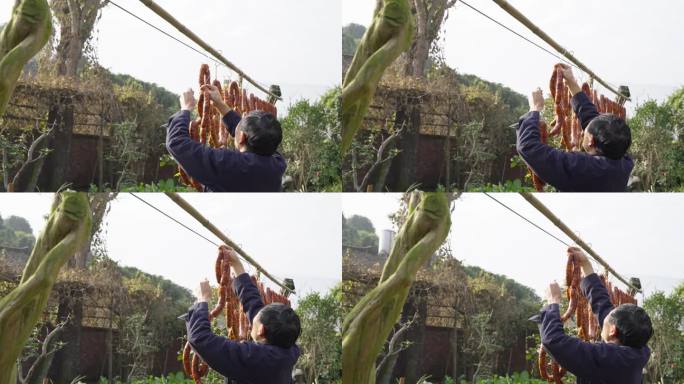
[182,248,291,383]
[529,64,627,191]
[177,64,279,191]
[537,255,636,383]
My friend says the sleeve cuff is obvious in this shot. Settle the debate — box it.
[571,91,590,108]
[223,110,242,136]
[580,273,600,291]
[544,303,560,312]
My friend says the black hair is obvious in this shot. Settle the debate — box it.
[238,111,282,156]
[586,114,631,160]
[607,304,653,348]
[258,303,301,348]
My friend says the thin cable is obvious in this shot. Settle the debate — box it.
[483,192,571,247]
[130,193,219,247]
[457,0,579,71]
[107,1,232,79]
[129,193,294,294]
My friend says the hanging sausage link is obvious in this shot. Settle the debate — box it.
[538,255,637,382]
[176,65,280,190]
[182,249,292,382]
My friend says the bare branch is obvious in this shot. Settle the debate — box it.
[9,121,56,191]
[358,121,407,192]
[376,312,419,375]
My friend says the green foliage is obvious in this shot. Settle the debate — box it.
[342,214,379,253]
[89,179,194,193]
[281,87,341,191]
[97,372,193,384]
[296,285,343,383]
[0,213,35,248]
[116,265,194,378]
[629,87,684,191]
[342,23,366,57]
[110,73,179,113]
[453,371,550,383]
[453,73,528,115]
[643,283,684,383]
[4,215,32,233]
[468,179,535,192]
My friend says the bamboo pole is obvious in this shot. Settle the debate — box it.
[490,0,630,101]
[164,192,294,294]
[137,0,282,101]
[519,192,641,293]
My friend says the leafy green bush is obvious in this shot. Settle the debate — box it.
[469,179,535,192]
[448,371,550,383]
[97,372,192,384]
[89,179,194,192]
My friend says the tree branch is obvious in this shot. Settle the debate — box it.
[376,311,419,375]
[358,121,406,192]
[9,121,56,191]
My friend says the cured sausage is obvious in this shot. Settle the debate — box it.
[549,65,565,137]
[176,66,280,189]
[538,346,565,383]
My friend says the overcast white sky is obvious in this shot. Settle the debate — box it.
[343,0,684,114]
[0,193,342,308]
[0,0,342,114]
[343,193,684,301]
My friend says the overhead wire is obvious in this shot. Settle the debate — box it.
[107,0,262,95]
[483,192,570,247]
[456,0,578,70]
[482,193,606,277]
[128,193,290,293]
[456,0,621,96]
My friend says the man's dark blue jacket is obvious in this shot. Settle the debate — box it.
[532,273,650,383]
[184,273,300,384]
[516,92,633,192]
[166,110,286,192]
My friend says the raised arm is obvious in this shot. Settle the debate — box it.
[222,246,264,322]
[539,303,604,377]
[165,110,238,187]
[185,301,256,382]
[558,64,600,130]
[569,247,614,325]
[201,84,242,137]
[516,110,578,190]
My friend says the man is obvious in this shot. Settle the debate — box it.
[166,85,286,192]
[532,247,652,383]
[517,64,633,192]
[184,246,301,383]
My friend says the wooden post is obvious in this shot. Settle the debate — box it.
[519,192,641,293]
[490,0,630,101]
[164,192,294,294]
[137,0,282,101]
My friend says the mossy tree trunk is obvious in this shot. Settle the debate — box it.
[0,191,92,384]
[0,0,52,118]
[342,192,451,384]
[341,0,414,155]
